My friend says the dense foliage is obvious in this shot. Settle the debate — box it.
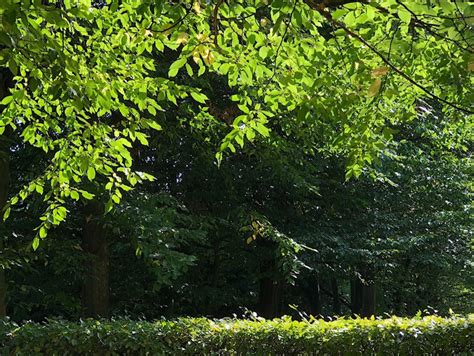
[1,315,472,355]
[0,0,472,240]
[0,1,472,353]
[2,122,472,321]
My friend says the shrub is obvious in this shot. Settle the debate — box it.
[0,315,472,355]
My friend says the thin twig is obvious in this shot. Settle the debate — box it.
[154,5,192,34]
[316,9,473,114]
[213,0,225,48]
[268,0,299,82]
[390,1,473,53]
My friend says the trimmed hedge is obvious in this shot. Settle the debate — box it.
[0,315,472,355]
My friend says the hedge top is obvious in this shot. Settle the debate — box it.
[1,314,473,355]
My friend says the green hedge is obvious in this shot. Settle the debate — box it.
[1,315,472,355]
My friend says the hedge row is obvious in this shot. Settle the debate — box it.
[1,315,473,355]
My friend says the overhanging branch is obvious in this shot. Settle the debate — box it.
[304,0,368,9]
[314,8,473,114]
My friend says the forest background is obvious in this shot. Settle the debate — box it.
[0,0,472,322]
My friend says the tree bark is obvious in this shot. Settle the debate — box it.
[351,269,376,317]
[0,68,12,319]
[0,145,9,318]
[331,278,341,315]
[304,0,368,10]
[351,278,363,315]
[259,276,281,319]
[310,274,322,316]
[361,281,376,317]
[258,258,281,319]
[82,201,109,318]
[361,267,376,317]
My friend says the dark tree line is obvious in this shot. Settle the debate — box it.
[0,68,471,320]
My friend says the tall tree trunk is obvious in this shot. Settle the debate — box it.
[351,278,363,315]
[351,268,376,317]
[361,281,376,317]
[331,278,341,315]
[82,202,109,318]
[310,274,322,316]
[0,68,12,319]
[361,267,376,317]
[0,143,9,318]
[258,258,282,319]
[259,276,281,319]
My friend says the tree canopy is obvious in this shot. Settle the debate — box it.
[0,0,472,246]
[0,0,472,325]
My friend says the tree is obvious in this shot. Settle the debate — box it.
[0,67,13,317]
[0,0,471,321]
[0,133,9,318]
[2,98,471,320]
[0,0,471,243]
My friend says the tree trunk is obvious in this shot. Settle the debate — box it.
[259,276,281,319]
[0,68,12,319]
[331,278,341,315]
[258,258,281,319]
[361,281,376,317]
[351,269,376,317]
[310,274,322,316]
[0,147,9,318]
[82,202,109,318]
[351,278,363,315]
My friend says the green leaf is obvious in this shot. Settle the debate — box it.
[65,106,74,117]
[345,168,354,181]
[147,120,162,131]
[255,122,270,137]
[168,57,187,77]
[246,128,255,141]
[3,207,11,221]
[344,12,356,26]
[105,199,114,213]
[185,63,193,76]
[136,132,149,145]
[0,96,13,105]
[39,226,47,238]
[398,9,412,24]
[259,46,270,59]
[198,64,206,76]
[87,167,96,181]
[271,0,284,9]
[147,105,157,115]
[119,105,129,117]
[190,91,208,104]
[82,191,94,200]
[70,190,80,200]
[35,184,44,194]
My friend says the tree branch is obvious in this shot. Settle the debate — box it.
[304,0,368,9]
[314,8,473,114]
[213,0,225,48]
[393,0,473,54]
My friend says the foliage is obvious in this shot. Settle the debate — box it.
[290,143,473,315]
[2,114,471,320]
[0,0,472,242]
[0,315,472,355]
[110,193,205,286]
[0,0,472,329]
